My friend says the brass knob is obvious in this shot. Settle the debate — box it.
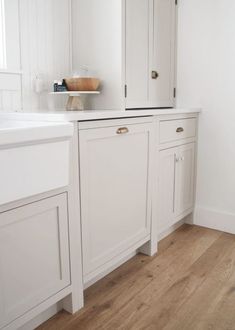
[116,127,129,135]
[151,71,159,79]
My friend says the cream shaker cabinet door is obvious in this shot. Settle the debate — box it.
[0,194,70,329]
[79,123,153,277]
[158,143,195,234]
[175,143,195,216]
[125,0,176,109]
[125,0,152,108]
[150,0,176,107]
[158,147,177,232]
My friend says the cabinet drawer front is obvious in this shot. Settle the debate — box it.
[0,194,70,328]
[160,118,197,144]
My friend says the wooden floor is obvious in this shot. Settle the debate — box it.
[38,225,235,330]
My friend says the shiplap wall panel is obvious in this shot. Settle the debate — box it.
[0,0,71,112]
[4,0,21,70]
[0,73,21,112]
[19,0,72,111]
[0,0,22,112]
[0,91,21,112]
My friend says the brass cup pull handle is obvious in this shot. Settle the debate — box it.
[176,127,184,133]
[116,127,129,135]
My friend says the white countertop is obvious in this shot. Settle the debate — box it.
[0,108,201,123]
[0,120,73,146]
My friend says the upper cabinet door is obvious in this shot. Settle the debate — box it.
[150,0,176,107]
[125,0,176,109]
[125,0,152,109]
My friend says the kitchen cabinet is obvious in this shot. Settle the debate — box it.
[125,0,177,109]
[79,118,154,284]
[78,114,198,285]
[157,114,197,236]
[0,194,71,329]
[0,110,200,329]
[72,0,177,110]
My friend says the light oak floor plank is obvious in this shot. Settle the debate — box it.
[37,225,235,330]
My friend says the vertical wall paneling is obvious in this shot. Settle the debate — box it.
[0,0,7,70]
[4,0,21,70]
[0,0,22,112]
[0,73,22,112]
[19,0,72,111]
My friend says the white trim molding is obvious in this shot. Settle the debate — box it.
[194,206,235,235]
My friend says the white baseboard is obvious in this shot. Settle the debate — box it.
[194,206,235,234]
[158,219,185,241]
[84,251,137,289]
[83,235,150,289]
[19,303,62,330]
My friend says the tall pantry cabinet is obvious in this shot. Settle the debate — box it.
[72,0,177,110]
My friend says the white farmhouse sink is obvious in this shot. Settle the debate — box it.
[0,120,73,206]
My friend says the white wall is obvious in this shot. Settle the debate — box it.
[177,0,235,232]
[0,0,21,112]
[0,0,72,112]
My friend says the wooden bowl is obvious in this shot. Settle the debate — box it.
[65,77,100,91]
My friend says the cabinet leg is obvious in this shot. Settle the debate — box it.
[139,240,158,257]
[62,292,84,314]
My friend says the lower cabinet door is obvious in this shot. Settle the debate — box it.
[158,147,177,233]
[0,194,70,328]
[158,143,195,234]
[79,122,153,278]
[175,143,195,216]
